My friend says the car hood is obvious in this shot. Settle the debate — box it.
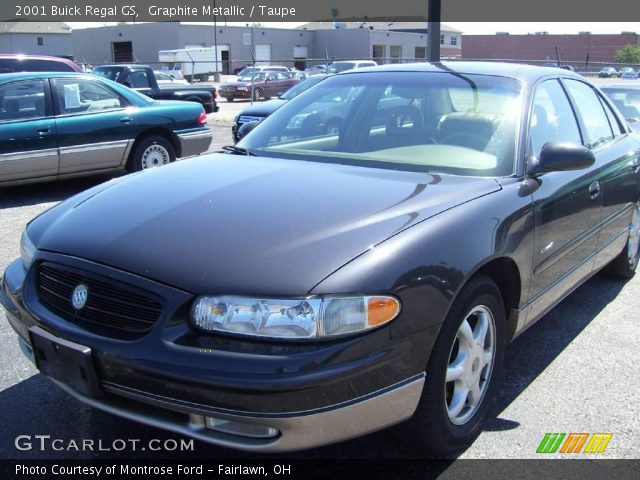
[30,155,500,295]
[237,99,287,117]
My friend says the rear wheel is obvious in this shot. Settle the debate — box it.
[129,135,176,172]
[226,97,234,102]
[402,275,505,455]
[605,201,640,279]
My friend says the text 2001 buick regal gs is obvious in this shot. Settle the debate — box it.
[2,63,639,454]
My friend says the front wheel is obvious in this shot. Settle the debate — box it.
[129,136,176,172]
[253,89,261,101]
[402,275,506,455]
[605,201,640,279]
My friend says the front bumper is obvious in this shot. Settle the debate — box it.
[177,129,213,158]
[1,255,428,452]
[220,89,251,100]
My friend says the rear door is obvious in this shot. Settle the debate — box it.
[0,79,58,184]
[52,77,138,174]
[562,79,640,271]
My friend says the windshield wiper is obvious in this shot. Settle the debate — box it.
[222,145,256,156]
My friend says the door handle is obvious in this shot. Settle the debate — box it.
[37,127,51,136]
[588,181,601,200]
[119,117,132,124]
[631,159,640,173]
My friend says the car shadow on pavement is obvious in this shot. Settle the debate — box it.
[0,174,119,210]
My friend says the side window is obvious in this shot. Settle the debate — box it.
[0,80,46,122]
[529,79,581,157]
[127,70,151,88]
[600,97,623,136]
[54,79,125,114]
[563,79,614,149]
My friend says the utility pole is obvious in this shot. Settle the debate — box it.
[213,0,220,82]
[427,0,441,62]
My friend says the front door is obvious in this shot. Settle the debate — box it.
[51,77,137,175]
[526,78,603,322]
[0,79,58,184]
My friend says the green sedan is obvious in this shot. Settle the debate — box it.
[0,72,212,186]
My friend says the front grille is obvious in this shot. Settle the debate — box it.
[238,115,264,125]
[37,263,163,337]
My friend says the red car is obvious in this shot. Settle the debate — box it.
[0,54,82,73]
[219,71,299,102]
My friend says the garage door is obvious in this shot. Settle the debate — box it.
[254,44,271,65]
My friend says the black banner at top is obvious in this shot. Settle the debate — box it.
[2,0,640,22]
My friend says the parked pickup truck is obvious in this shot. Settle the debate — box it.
[93,64,219,113]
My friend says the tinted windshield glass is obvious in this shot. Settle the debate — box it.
[93,67,124,82]
[238,72,523,177]
[280,76,327,100]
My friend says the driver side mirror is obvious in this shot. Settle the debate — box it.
[528,142,595,175]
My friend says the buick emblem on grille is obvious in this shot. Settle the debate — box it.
[71,284,89,310]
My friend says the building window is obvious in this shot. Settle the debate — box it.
[390,45,402,64]
[415,46,427,59]
[450,35,458,46]
[440,34,445,45]
[37,37,43,46]
[372,45,385,64]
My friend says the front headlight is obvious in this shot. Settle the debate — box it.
[191,295,400,340]
[20,228,36,270]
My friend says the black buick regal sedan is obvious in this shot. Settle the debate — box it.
[2,62,639,454]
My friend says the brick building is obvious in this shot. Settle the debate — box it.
[462,32,640,64]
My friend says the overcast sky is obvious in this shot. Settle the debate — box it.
[67,22,639,34]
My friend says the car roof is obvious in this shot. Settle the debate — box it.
[349,61,584,83]
[0,54,82,71]
[95,64,147,69]
[0,71,97,83]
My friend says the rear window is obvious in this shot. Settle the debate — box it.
[0,58,74,73]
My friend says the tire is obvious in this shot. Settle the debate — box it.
[226,97,234,102]
[605,201,640,279]
[253,89,261,102]
[129,135,176,173]
[401,275,506,455]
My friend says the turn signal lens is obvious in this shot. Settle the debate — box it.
[367,297,401,327]
[197,111,207,125]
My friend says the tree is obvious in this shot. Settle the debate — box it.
[614,44,640,64]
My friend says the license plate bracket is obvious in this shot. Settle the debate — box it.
[29,326,102,398]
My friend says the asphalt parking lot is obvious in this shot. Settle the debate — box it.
[0,124,639,461]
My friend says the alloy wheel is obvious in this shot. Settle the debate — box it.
[445,305,496,425]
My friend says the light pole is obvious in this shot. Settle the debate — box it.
[213,0,220,82]
[427,0,441,62]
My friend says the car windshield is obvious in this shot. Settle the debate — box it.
[328,62,357,73]
[93,67,124,82]
[603,88,640,121]
[238,71,523,177]
[280,76,327,100]
[239,72,266,82]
